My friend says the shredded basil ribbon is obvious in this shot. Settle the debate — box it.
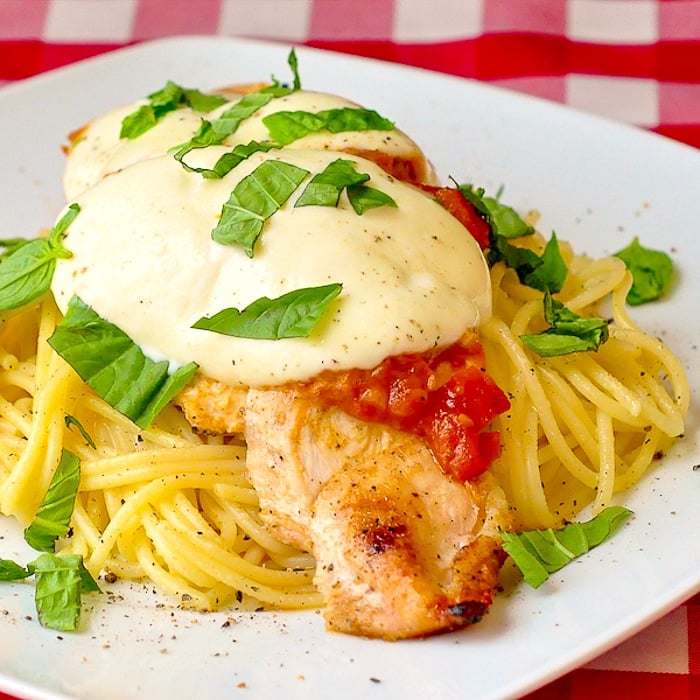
[501,506,633,587]
[120,81,229,140]
[192,283,343,340]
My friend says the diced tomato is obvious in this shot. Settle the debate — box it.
[419,185,492,250]
[300,336,510,481]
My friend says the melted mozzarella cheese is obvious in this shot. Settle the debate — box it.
[51,148,491,387]
[63,89,433,200]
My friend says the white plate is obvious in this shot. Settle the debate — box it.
[1,36,698,700]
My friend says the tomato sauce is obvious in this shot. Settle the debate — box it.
[299,333,510,481]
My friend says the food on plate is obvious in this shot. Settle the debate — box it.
[0,52,688,638]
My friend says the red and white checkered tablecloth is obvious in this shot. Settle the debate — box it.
[0,2,698,699]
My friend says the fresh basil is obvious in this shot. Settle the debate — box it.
[181,140,279,178]
[0,447,100,632]
[501,506,632,588]
[0,559,31,580]
[29,553,99,631]
[458,184,533,240]
[613,237,674,306]
[211,160,309,256]
[0,553,98,631]
[263,107,394,147]
[192,283,342,340]
[458,185,567,292]
[120,81,228,140]
[173,89,284,164]
[521,292,609,357]
[346,184,398,214]
[173,49,301,167]
[520,233,568,293]
[294,158,398,213]
[488,232,567,294]
[64,415,97,449]
[48,296,198,429]
[0,203,78,311]
[295,158,369,207]
[24,449,80,553]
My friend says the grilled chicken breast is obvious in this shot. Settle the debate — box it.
[244,386,512,640]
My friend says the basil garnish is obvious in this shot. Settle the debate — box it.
[520,292,609,356]
[24,449,81,553]
[501,506,632,587]
[613,237,673,306]
[263,107,394,146]
[0,448,100,631]
[120,81,228,140]
[173,49,302,167]
[48,296,198,429]
[0,203,78,311]
[295,158,396,212]
[211,160,310,256]
[30,553,100,631]
[192,283,342,340]
[180,140,279,178]
[0,552,98,631]
[458,184,533,240]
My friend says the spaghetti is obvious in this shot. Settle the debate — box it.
[0,295,321,611]
[482,232,689,529]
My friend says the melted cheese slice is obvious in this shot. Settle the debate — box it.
[52,148,491,387]
[63,89,433,200]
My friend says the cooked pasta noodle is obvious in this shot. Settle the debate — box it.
[0,296,321,611]
[482,233,689,529]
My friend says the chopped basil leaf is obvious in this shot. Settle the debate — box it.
[48,296,198,429]
[521,293,609,357]
[286,47,302,91]
[295,158,370,207]
[211,160,309,256]
[521,232,568,293]
[0,203,78,311]
[173,90,282,164]
[457,184,533,239]
[346,184,397,214]
[120,81,228,140]
[294,158,397,213]
[458,186,557,289]
[501,506,632,587]
[192,283,342,340]
[488,232,567,294]
[483,195,533,239]
[24,449,80,553]
[263,107,394,147]
[487,232,541,273]
[173,49,301,167]
[29,553,99,631]
[613,237,674,306]
[0,553,98,631]
[0,559,31,581]
[64,415,96,449]
[181,140,279,178]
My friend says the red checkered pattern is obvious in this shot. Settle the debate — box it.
[0,1,698,698]
[1,0,699,148]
